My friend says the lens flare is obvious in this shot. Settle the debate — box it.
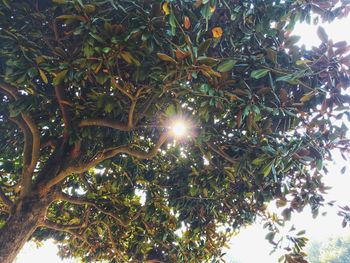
[170,121,187,138]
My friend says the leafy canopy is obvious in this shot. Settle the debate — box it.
[0,0,350,262]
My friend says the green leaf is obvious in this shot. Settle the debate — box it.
[39,69,48,84]
[262,162,273,177]
[97,226,104,236]
[316,159,323,171]
[197,56,220,66]
[282,208,292,221]
[198,39,212,55]
[284,35,301,47]
[89,32,104,43]
[251,69,270,79]
[165,104,176,116]
[56,15,87,23]
[53,70,68,86]
[341,166,346,174]
[169,13,176,36]
[276,74,294,82]
[296,230,306,236]
[102,47,111,53]
[104,103,113,113]
[317,26,328,43]
[265,232,275,242]
[2,0,11,9]
[217,59,236,72]
[252,157,266,166]
[52,0,66,3]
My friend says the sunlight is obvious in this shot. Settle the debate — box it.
[169,118,190,138]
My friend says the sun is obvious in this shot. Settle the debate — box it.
[171,121,187,138]
[168,118,191,139]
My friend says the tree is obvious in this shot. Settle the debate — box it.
[0,0,349,262]
[307,235,350,263]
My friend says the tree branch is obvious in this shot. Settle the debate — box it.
[55,192,128,228]
[111,78,133,100]
[0,80,19,99]
[43,207,91,230]
[21,116,40,175]
[78,118,130,131]
[9,117,32,194]
[0,81,40,176]
[78,86,145,131]
[206,142,238,165]
[54,85,71,142]
[41,136,58,150]
[78,173,95,192]
[42,219,93,248]
[128,87,144,128]
[1,80,41,197]
[89,220,125,260]
[40,133,168,191]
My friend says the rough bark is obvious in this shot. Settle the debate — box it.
[0,194,53,263]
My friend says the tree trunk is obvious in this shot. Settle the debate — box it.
[0,195,51,263]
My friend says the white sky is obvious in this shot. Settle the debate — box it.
[15,15,350,263]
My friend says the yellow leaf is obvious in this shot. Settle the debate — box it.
[39,69,48,84]
[212,27,223,39]
[157,52,177,63]
[162,2,170,15]
[300,91,316,102]
[94,62,102,74]
[210,6,216,13]
[296,59,312,65]
[84,4,96,13]
[35,56,45,65]
[120,51,133,64]
[56,15,87,23]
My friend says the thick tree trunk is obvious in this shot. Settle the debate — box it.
[0,194,51,263]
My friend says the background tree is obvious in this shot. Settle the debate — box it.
[307,235,350,263]
[0,0,350,262]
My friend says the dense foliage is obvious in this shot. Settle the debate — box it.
[0,0,350,262]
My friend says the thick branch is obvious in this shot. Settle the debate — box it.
[43,207,91,230]
[56,192,128,228]
[42,219,93,248]
[206,142,238,165]
[111,78,133,100]
[79,87,145,131]
[41,133,168,191]
[128,88,144,128]
[0,187,13,208]
[0,80,19,99]
[21,115,40,174]
[9,117,33,196]
[1,81,40,197]
[78,118,130,131]
[89,220,125,260]
[41,136,58,150]
[0,81,40,175]
[54,85,71,141]
[9,117,31,167]
[79,173,95,192]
